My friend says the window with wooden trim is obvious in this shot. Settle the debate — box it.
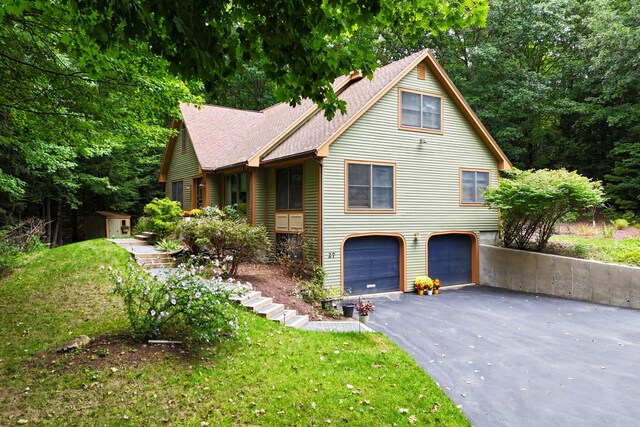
[461,170,490,204]
[347,162,394,211]
[399,89,442,132]
[225,173,247,214]
[276,165,303,210]
[171,180,183,207]
[181,124,187,151]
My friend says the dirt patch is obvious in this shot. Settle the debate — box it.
[614,227,640,240]
[39,335,194,372]
[237,263,345,321]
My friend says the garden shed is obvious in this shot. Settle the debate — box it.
[85,211,131,239]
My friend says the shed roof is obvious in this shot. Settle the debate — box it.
[92,211,131,219]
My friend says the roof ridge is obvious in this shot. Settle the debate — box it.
[180,102,263,114]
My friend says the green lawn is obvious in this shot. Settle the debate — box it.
[549,235,640,266]
[0,240,468,426]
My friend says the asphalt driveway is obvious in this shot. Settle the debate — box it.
[368,286,640,427]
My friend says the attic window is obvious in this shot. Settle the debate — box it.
[181,124,187,152]
[399,89,443,133]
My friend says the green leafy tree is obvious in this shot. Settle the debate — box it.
[484,169,606,251]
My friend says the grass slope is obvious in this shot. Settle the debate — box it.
[0,240,468,426]
[550,235,640,266]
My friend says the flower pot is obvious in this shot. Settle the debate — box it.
[183,217,192,222]
[342,304,355,317]
[359,315,369,324]
[417,289,424,296]
[320,299,335,311]
[427,289,433,296]
[434,289,439,295]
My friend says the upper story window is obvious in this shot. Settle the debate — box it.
[399,89,443,133]
[346,162,395,212]
[181,124,187,151]
[171,180,183,207]
[276,165,303,210]
[461,169,490,204]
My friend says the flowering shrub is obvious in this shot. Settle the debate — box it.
[354,300,374,316]
[104,257,248,342]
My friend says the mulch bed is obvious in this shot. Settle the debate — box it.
[39,336,194,372]
[237,263,343,322]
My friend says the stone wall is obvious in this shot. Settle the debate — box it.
[480,244,640,309]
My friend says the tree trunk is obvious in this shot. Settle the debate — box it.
[52,200,62,247]
[46,198,52,245]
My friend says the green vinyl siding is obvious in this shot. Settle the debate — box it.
[208,174,221,207]
[254,169,267,226]
[164,127,201,210]
[321,65,500,292]
[263,159,319,262]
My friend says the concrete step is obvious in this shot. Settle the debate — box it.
[134,234,149,241]
[142,231,155,237]
[270,309,297,324]
[285,315,309,329]
[257,303,285,318]
[230,290,261,304]
[243,297,272,312]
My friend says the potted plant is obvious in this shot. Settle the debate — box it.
[340,288,354,317]
[182,210,192,221]
[414,276,429,295]
[433,279,441,295]
[354,300,374,324]
[120,225,130,234]
[320,287,340,311]
[425,278,434,295]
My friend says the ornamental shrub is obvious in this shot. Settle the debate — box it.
[176,218,270,277]
[106,257,246,342]
[140,198,182,239]
[484,169,605,251]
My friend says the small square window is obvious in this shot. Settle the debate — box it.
[461,170,490,204]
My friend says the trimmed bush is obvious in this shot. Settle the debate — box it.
[138,198,182,239]
[484,169,605,251]
[176,218,270,277]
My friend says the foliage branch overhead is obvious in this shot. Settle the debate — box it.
[37,0,491,118]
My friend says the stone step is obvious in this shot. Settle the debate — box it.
[256,303,285,318]
[142,231,155,237]
[285,315,309,329]
[134,234,149,241]
[270,309,297,325]
[243,297,272,312]
[135,253,172,260]
[230,290,261,304]
[137,261,174,269]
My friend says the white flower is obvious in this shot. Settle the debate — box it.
[116,276,123,284]
[150,310,156,316]
[171,299,177,305]
[100,265,105,270]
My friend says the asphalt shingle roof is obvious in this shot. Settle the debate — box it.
[178,50,427,170]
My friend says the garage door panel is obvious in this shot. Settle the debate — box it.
[344,236,400,295]
[428,234,472,286]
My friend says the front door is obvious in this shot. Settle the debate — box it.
[193,177,205,208]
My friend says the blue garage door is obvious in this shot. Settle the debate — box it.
[344,236,400,295]
[428,234,472,286]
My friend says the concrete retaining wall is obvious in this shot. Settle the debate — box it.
[480,244,640,309]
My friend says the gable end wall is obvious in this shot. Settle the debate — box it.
[321,65,501,291]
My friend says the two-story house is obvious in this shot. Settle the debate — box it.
[159,49,511,295]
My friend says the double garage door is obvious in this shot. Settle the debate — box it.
[343,234,473,296]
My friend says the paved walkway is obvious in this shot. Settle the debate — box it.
[367,285,640,427]
[302,321,374,332]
